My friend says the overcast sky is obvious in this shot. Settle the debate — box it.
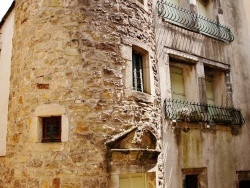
[0,0,13,22]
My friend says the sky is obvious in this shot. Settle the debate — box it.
[0,0,13,22]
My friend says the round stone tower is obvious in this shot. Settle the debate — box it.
[6,0,161,187]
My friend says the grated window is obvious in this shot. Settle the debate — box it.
[42,116,61,142]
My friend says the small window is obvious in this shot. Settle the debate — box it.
[42,116,61,142]
[237,171,250,188]
[184,175,198,188]
[132,46,151,94]
[133,51,144,92]
[182,168,207,188]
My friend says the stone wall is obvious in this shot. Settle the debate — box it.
[2,0,162,187]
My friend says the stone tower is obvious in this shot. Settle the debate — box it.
[2,0,162,187]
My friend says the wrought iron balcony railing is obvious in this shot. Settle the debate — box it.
[157,0,234,42]
[164,99,245,126]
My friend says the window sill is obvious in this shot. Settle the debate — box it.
[124,89,154,103]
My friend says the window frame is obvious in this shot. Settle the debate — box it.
[204,66,227,106]
[236,171,250,188]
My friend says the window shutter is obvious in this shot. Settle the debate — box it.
[170,66,185,101]
[205,75,214,105]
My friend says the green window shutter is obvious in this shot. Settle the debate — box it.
[170,66,185,101]
[132,51,144,92]
[205,75,214,105]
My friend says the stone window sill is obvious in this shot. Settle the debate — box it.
[124,89,154,103]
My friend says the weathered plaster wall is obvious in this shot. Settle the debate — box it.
[0,10,14,156]
[224,0,250,172]
[1,0,162,187]
[154,0,250,187]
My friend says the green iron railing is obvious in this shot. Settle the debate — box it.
[164,99,245,126]
[157,0,234,42]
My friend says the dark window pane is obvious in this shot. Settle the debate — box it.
[184,175,198,188]
[42,116,61,142]
[239,180,250,188]
[132,51,144,92]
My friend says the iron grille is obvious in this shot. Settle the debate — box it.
[164,99,245,126]
[133,51,144,92]
[157,0,234,42]
[42,116,61,142]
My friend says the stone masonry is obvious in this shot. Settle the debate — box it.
[0,0,162,187]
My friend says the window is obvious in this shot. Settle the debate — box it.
[237,171,250,188]
[170,66,185,101]
[169,59,197,102]
[131,46,151,94]
[29,104,69,143]
[239,181,250,188]
[42,116,61,142]
[133,51,144,92]
[204,67,226,106]
[182,168,207,188]
[120,173,145,188]
[184,175,198,188]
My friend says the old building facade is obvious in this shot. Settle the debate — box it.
[0,0,249,187]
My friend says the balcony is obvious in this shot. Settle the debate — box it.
[157,0,234,42]
[164,99,245,126]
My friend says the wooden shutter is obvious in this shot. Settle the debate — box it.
[170,66,185,101]
[205,74,214,105]
[197,0,208,18]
